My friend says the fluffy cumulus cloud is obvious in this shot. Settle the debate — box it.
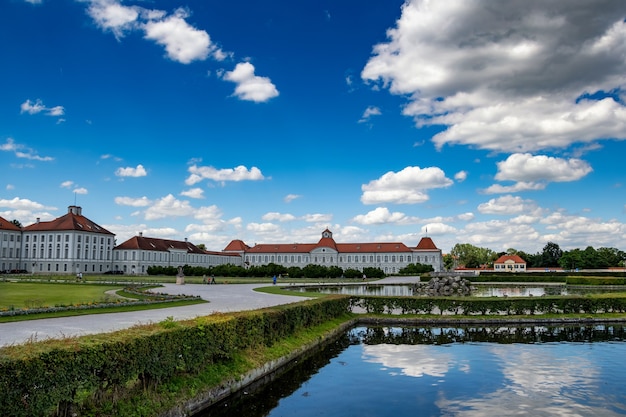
[362,0,626,153]
[483,153,592,194]
[361,166,453,205]
[114,196,152,207]
[143,8,217,64]
[144,194,195,220]
[262,212,297,222]
[477,195,542,216]
[185,164,265,185]
[180,188,205,199]
[87,1,228,63]
[352,207,419,225]
[115,164,147,177]
[0,138,53,161]
[223,62,279,102]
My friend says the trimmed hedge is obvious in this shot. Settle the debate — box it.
[351,295,626,316]
[0,296,350,417]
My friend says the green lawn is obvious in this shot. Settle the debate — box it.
[0,282,125,310]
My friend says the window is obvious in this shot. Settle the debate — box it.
[370,256,374,262]
[384,255,389,262]
[65,235,69,242]
[392,255,396,262]
[347,256,351,262]
[65,245,69,259]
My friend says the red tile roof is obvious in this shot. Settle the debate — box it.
[115,235,205,254]
[0,216,21,231]
[23,210,113,235]
[494,254,526,264]
[223,239,250,252]
[415,237,438,250]
[246,241,412,254]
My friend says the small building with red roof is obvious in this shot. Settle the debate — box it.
[493,254,527,272]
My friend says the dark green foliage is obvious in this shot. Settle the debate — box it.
[398,263,434,275]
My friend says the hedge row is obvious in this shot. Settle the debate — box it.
[0,296,351,417]
[351,295,626,316]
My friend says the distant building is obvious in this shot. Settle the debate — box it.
[0,215,22,272]
[21,206,115,275]
[493,254,527,272]
[113,233,241,274]
[225,229,443,273]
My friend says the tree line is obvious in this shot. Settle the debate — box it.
[147,261,434,278]
[447,242,626,270]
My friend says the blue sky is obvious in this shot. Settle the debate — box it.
[2,0,626,254]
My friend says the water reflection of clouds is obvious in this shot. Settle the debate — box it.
[436,344,620,417]
[361,342,623,416]
[362,344,457,378]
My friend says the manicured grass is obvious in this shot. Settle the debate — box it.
[254,285,329,298]
[0,282,124,310]
[0,299,207,323]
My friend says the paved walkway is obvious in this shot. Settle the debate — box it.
[0,277,420,347]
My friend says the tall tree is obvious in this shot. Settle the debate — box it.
[540,242,563,267]
[450,243,497,268]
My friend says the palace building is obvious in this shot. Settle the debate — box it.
[20,206,115,275]
[0,206,443,275]
[223,229,443,274]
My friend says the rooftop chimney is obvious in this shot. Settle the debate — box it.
[139,232,143,237]
[36,217,40,224]
[68,206,82,216]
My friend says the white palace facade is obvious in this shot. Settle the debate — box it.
[224,229,443,274]
[0,206,443,275]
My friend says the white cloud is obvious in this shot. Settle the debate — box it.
[358,106,382,123]
[23,0,43,4]
[87,1,228,62]
[114,196,152,207]
[73,187,88,195]
[284,194,301,203]
[495,153,593,183]
[115,164,147,177]
[362,0,626,153]
[246,222,281,234]
[361,166,453,205]
[60,181,74,189]
[302,213,333,223]
[21,99,65,117]
[0,138,53,161]
[223,62,279,103]
[477,195,541,216]
[483,153,593,194]
[180,188,205,199]
[454,170,467,182]
[352,207,418,225]
[0,197,54,211]
[185,164,265,185]
[143,8,222,64]
[144,194,195,220]
[262,212,296,222]
[87,0,139,38]
[6,184,14,190]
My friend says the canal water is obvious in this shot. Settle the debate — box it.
[201,324,626,417]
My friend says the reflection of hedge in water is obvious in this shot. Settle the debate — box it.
[354,324,626,345]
